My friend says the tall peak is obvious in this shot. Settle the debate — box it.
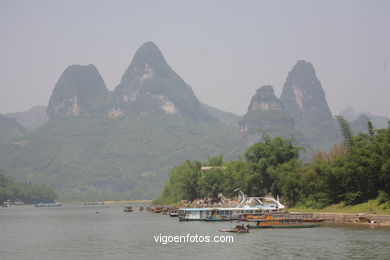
[280,60,329,117]
[248,85,283,112]
[240,85,294,145]
[113,42,213,121]
[280,60,339,149]
[134,41,164,61]
[47,64,109,119]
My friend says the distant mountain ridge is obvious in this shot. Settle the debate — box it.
[47,42,214,123]
[339,105,389,132]
[239,61,341,156]
[2,42,388,200]
[0,42,246,200]
[5,105,48,130]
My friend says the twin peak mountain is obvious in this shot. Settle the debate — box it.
[47,42,212,122]
[47,42,339,150]
[240,60,339,151]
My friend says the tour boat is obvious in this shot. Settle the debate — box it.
[178,196,285,221]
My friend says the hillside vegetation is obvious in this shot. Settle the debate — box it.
[156,119,390,210]
[0,169,57,204]
[0,114,245,201]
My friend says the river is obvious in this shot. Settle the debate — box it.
[1,203,390,259]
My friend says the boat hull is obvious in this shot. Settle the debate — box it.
[35,203,62,207]
[247,223,320,229]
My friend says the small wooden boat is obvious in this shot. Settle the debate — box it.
[139,206,145,211]
[150,207,162,213]
[220,225,249,233]
[169,209,179,217]
[124,206,133,212]
[2,201,12,207]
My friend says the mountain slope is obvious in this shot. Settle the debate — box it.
[0,115,27,146]
[5,105,48,131]
[202,103,241,127]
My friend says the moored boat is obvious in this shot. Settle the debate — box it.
[124,206,133,212]
[139,206,145,211]
[2,201,12,207]
[246,217,320,229]
[179,196,285,221]
[169,208,179,217]
[219,225,249,233]
[150,207,162,213]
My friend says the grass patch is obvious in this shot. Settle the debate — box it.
[289,200,390,215]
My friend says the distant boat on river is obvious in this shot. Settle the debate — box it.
[84,202,105,205]
[124,206,133,212]
[35,202,62,207]
[219,225,249,233]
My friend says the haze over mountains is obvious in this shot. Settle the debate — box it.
[1,42,388,200]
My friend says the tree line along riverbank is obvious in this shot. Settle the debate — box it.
[155,118,390,213]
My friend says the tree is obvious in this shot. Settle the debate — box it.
[336,115,354,150]
[244,136,300,195]
[368,119,375,137]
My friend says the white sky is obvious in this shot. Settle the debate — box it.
[0,0,389,117]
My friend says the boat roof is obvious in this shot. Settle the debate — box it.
[179,196,285,211]
[178,207,279,211]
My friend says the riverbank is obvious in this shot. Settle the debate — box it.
[290,212,390,226]
[289,200,390,226]
[289,200,390,214]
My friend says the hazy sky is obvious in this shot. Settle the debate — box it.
[1,0,389,117]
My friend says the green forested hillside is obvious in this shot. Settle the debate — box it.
[156,122,390,210]
[0,115,27,146]
[0,169,57,204]
[0,114,245,201]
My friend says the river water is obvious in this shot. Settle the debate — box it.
[1,203,390,260]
